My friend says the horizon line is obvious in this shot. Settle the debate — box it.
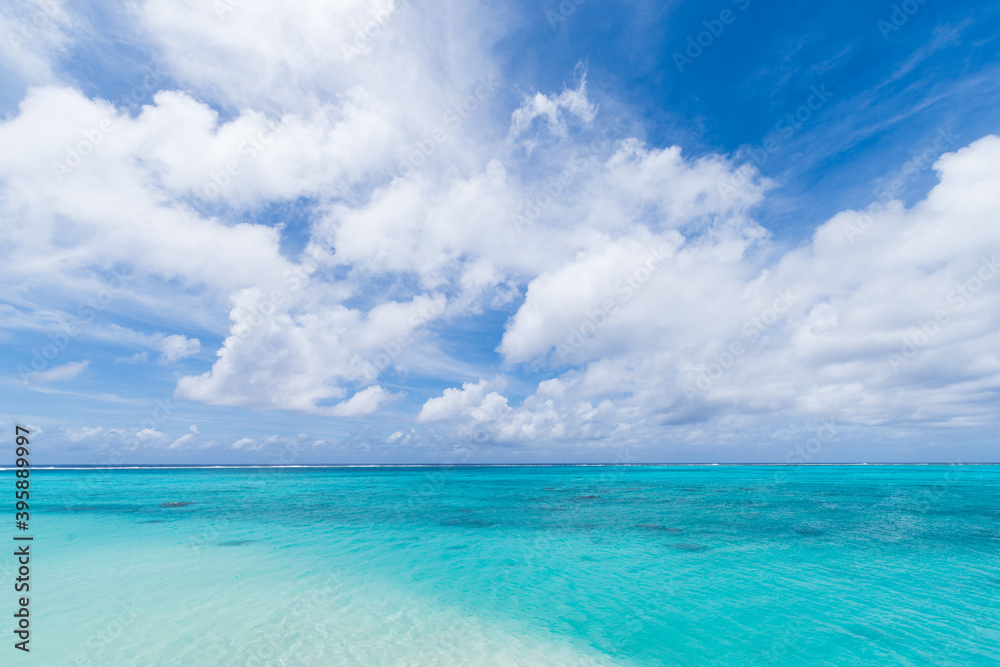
[3,462,997,470]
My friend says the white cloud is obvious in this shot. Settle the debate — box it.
[0,0,73,91]
[232,437,259,450]
[498,234,685,364]
[175,292,442,414]
[330,385,393,417]
[135,428,166,442]
[168,433,192,449]
[472,135,1000,443]
[418,379,499,422]
[159,334,200,363]
[26,360,88,383]
[67,425,103,442]
[115,351,148,364]
[166,426,198,449]
[138,0,503,119]
[509,70,597,142]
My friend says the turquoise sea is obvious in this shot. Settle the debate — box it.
[6,465,1000,665]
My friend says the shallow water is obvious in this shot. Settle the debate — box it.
[7,465,1000,665]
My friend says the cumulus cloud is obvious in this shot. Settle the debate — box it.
[330,385,393,417]
[141,0,413,109]
[421,135,1000,447]
[418,379,494,422]
[175,291,441,414]
[159,334,200,363]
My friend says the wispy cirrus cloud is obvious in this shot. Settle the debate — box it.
[25,359,89,384]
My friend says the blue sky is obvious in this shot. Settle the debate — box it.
[1,0,999,464]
